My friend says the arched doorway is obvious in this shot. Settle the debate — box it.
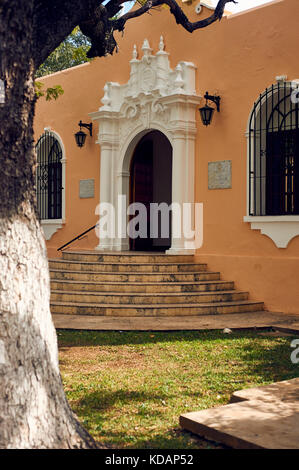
[129,130,172,251]
[93,38,200,254]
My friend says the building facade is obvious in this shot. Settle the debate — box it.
[35,0,299,314]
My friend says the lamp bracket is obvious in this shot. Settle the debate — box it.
[204,92,221,112]
[78,120,93,136]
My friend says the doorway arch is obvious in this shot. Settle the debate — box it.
[129,130,172,251]
[91,38,200,254]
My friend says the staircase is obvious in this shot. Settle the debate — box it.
[49,251,264,317]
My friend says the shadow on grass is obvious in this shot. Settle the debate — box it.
[72,389,227,449]
[75,388,169,416]
[95,427,227,450]
[57,328,282,347]
[58,328,299,385]
[59,328,299,449]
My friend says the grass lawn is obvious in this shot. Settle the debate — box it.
[57,328,299,449]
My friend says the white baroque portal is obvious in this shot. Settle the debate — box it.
[90,37,201,254]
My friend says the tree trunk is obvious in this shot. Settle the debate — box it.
[0,1,97,448]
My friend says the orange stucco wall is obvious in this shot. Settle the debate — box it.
[35,0,299,314]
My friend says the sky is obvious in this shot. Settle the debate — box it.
[210,0,275,13]
[119,0,275,16]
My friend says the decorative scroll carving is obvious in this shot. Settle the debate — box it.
[90,37,200,154]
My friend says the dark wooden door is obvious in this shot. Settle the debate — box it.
[130,139,153,251]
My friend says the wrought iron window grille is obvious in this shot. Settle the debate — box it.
[248,82,299,216]
[35,131,63,220]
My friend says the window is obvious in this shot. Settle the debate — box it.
[244,81,299,248]
[36,131,63,220]
[248,82,299,216]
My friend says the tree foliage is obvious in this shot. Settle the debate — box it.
[35,81,64,100]
[36,26,92,77]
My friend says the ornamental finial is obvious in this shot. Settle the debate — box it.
[132,44,138,60]
[142,39,152,57]
[159,36,165,52]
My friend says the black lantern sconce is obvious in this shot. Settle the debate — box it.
[74,120,93,148]
[199,92,221,126]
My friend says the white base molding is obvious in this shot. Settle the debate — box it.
[41,219,64,241]
[243,216,299,248]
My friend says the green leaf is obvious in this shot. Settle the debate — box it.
[35,82,64,101]
[45,85,64,101]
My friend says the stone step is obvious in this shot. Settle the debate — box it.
[49,259,207,273]
[61,251,195,264]
[50,279,235,294]
[49,269,221,283]
[50,300,264,316]
[180,378,299,449]
[52,311,291,331]
[51,289,248,305]
[49,251,264,320]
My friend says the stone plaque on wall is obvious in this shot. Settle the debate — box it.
[79,179,95,198]
[208,160,232,189]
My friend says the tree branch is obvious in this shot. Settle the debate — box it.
[33,0,237,68]
[112,0,237,32]
[33,0,100,68]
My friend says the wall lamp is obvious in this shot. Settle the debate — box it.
[74,120,93,148]
[199,92,221,126]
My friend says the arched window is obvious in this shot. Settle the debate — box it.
[36,131,63,220]
[248,82,299,216]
